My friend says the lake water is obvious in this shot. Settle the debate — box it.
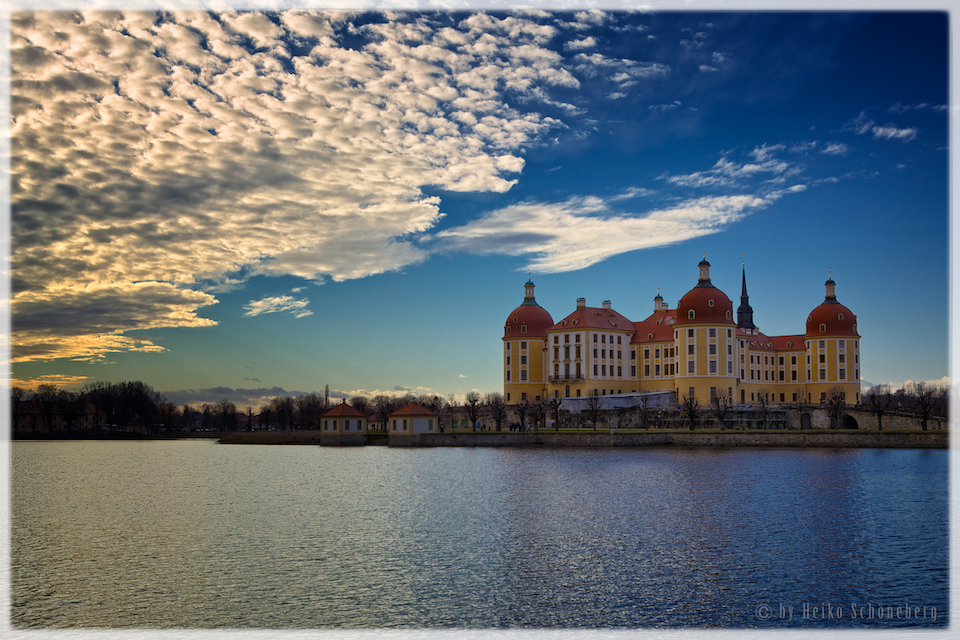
[11,440,948,629]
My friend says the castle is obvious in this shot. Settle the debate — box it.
[503,258,861,408]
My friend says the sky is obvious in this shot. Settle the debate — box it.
[7,8,952,411]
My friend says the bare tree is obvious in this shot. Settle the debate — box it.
[756,392,770,429]
[514,397,531,431]
[11,386,28,433]
[57,389,84,433]
[215,399,238,431]
[585,390,602,431]
[711,393,731,430]
[548,397,562,431]
[156,401,181,431]
[636,395,650,431]
[464,391,483,430]
[910,381,942,431]
[825,386,846,429]
[792,385,808,430]
[485,393,508,431]
[349,395,370,415]
[446,393,460,431]
[864,383,893,431]
[530,400,546,432]
[373,394,399,433]
[35,383,60,434]
[681,394,699,431]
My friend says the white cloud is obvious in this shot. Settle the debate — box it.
[872,125,917,142]
[821,142,850,155]
[564,37,596,51]
[699,65,717,73]
[436,193,772,274]
[243,296,313,318]
[11,11,579,362]
[663,146,794,188]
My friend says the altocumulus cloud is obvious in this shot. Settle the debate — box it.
[244,296,313,319]
[11,10,597,362]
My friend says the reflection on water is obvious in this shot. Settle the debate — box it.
[12,441,948,628]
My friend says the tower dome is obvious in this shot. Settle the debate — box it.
[805,276,858,337]
[676,258,735,325]
[504,277,554,338]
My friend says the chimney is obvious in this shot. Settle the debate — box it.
[576,297,586,310]
[602,300,612,310]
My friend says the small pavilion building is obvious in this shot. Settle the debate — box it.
[320,401,368,446]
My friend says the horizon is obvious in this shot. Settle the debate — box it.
[9,9,951,411]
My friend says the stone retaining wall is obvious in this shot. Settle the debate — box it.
[401,430,946,449]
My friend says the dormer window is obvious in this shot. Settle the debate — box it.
[708,299,715,307]
[513,317,518,323]
[521,326,527,333]
[725,310,731,320]
[820,323,826,332]
[688,310,695,319]
[838,314,844,320]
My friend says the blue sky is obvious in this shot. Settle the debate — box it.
[9,9,950,409]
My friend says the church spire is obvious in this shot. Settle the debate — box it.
[737,264,757,332]
[522,273,538,305]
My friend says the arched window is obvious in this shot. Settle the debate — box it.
[820,323,826,332]
[688,310,695,319]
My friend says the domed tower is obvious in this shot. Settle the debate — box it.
[803,275,861,404]
[503,277,553,405]
[674,258,738,406]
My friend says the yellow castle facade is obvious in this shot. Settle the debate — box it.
[503,259,861,407]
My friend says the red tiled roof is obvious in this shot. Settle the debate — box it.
[676,285,735,325]
[389,402,437,417]
[630,320,675,343]
[806,301,859,338]
[769,334,806,351]
[504,303,554,338]
[549,306,635,332]
[322,402,366,417]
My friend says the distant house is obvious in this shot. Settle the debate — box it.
[321,401,368,434]
[388,402,438,435]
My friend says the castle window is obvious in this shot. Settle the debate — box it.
[839,340,845,348]
[507,357,511,366]
[521,341,527,350]
[565,334,570,343]
[507,327,511,334]
[594,365,599,375]
[554,347,559,360]
[655,348,660,358]
[839,369,846,380]
[787,341,792,347]
[689,329,694,338]
[709,328,716,337]
[839,354,845,363]
[819,354,825,364]
[819,340,825,348]
[631,350,636,360]
[521,326,527,333]
[602,335,606,344]
[632,365,637,377]
[708,299,715,307]
[645,349,650,359]
[727,362,732,373]
[655,364,660,376]
[576,389,581,397]
[838,314,844,321]
[644,364,650,376]
[513,317,517,323]
[709,361,717,373]
[594,334,598,343]
[575,334,581,343]
[727,329,731,337]
[520,355,527,365]
[688,361,695,373]
[779,356,784,365]
[688,344,694,355]
[709,344,716,355]
[820,369,826,380]
[725,311,731,320]
[564,346,570,359]
[507,371,511,381]
[792,371,797,381]
[521,370,527,381]
[521,393,527,401]
[617,336,622,344]
[727,345,732,355]
[602,365,607,376]
[688,310,695,319]
[780,370,787,380]
[576,346,581,358]
[820,323,826,332]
